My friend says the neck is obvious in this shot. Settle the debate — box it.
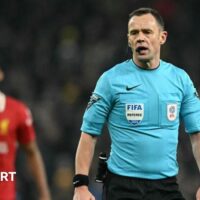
[133,55,160,69]
[135,60,160,69]
[0,91,6,112]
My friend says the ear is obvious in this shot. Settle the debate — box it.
[160,31,168,45]
[127,32,132,47]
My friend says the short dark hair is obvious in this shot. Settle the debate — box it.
[129,7,165,30]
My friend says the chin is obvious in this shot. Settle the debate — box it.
[138,57,151,63]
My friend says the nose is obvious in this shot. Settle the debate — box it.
[136,32,145,43]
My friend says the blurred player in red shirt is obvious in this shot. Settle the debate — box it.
[0,67,51,200]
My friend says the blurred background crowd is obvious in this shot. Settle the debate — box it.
[0,0,200,199]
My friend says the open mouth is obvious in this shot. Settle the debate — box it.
[135,46,149,54]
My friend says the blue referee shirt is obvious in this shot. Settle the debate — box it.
[81,59,200,179]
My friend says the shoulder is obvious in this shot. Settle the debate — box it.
[161,60,190,78]
[100,59,131,80]
[7,96,29,112]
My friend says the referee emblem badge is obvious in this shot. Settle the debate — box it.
[126,103,144,125]
[167,104,177,121]
[86,94,101,110]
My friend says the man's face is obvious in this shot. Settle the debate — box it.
[128,14,167,64]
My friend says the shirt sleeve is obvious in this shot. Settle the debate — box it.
[17,103,36,144]
[180,73,200,134]
[81,72,113,135]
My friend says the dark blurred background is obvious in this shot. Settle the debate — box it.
[0,0,200,199]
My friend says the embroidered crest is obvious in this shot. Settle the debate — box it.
[0,119,9,135]
[86,94,101,110]
[126,103,144,125]
[167,104,177,121]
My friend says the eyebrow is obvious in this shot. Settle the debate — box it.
[128,28,153,33]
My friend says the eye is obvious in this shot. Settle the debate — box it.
[143,29,152,34]
[129,30,138,35]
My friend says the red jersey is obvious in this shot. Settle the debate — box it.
[0,92,35,200]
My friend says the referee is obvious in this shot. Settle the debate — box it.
[73,8,200,200]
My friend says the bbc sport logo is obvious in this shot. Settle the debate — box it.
[0,172,16,181]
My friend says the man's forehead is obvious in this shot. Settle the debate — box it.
[128,14,158,29]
